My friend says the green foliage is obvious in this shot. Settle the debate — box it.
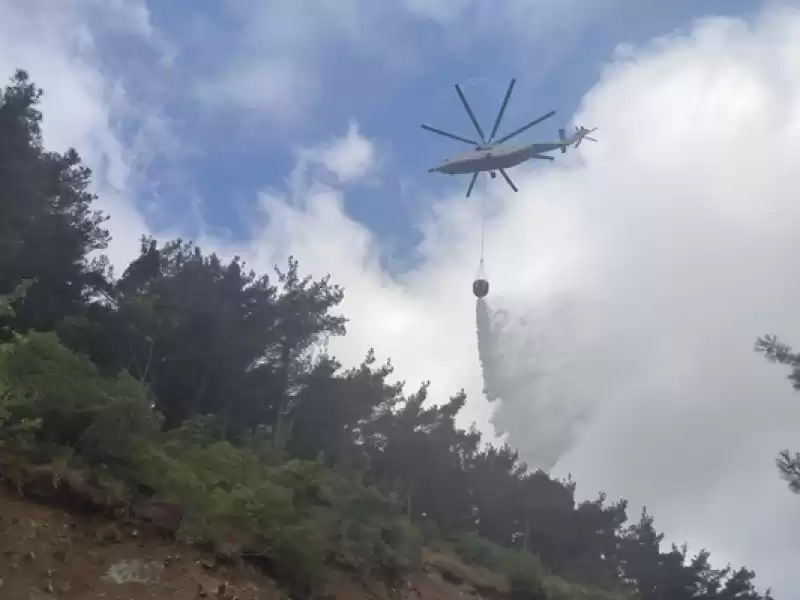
[0,280,33,320]
[0,378,41,455]
[0,330,419,593]
[0,330,154,461]
[0,71,110,336]
[139,440,420,591]
[756,334,800,495]
[455,534,546,596]
[542,576,630,600]
[0,69,776,600]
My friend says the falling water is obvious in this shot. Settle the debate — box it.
[475,296,593,471]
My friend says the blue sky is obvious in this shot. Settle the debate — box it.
[3,1,800,595]
[83,0,759,256]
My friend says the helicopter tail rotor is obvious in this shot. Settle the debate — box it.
[574,126,598,148]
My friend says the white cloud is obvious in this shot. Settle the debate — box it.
[401,0,473,23]
[195,0,609,122]
[307,121,379,184]
[80,0,155,40]
[192,0,393,124]
[202,6,800,595]
[0,0,180,269]
[0,1,142,267]
[195,57,318,127]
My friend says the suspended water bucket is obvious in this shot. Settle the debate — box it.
[473,278,490,298]
[473,259,489,298]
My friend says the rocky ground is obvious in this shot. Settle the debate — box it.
[0,487,496,600]
[0,486,286,599]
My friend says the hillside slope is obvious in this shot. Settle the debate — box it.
[0,487,281,600]
[0,487,538,600]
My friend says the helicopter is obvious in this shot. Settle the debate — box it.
[422,78,597,197]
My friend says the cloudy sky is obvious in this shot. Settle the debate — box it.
[3,0,800,595]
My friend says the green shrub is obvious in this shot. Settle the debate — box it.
[455,533,545,596]
[0,330,423,595]
[543,575,632,600]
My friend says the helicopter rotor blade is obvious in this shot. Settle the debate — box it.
[585,137,598,142]
[421,124,479,146]
[530,154,555,161]
[488,78,516,143]
[465,172,479,198]
[499,169,518,192]
[454,84,487,144]
[493,110,556,144]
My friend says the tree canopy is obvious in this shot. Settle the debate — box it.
[0,69,774,600]
[755,334,800,494]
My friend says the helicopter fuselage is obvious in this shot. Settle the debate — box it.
[428,141,562,175]
[420,78,594,197]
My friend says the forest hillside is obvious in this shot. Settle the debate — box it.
[0,70,774,600]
